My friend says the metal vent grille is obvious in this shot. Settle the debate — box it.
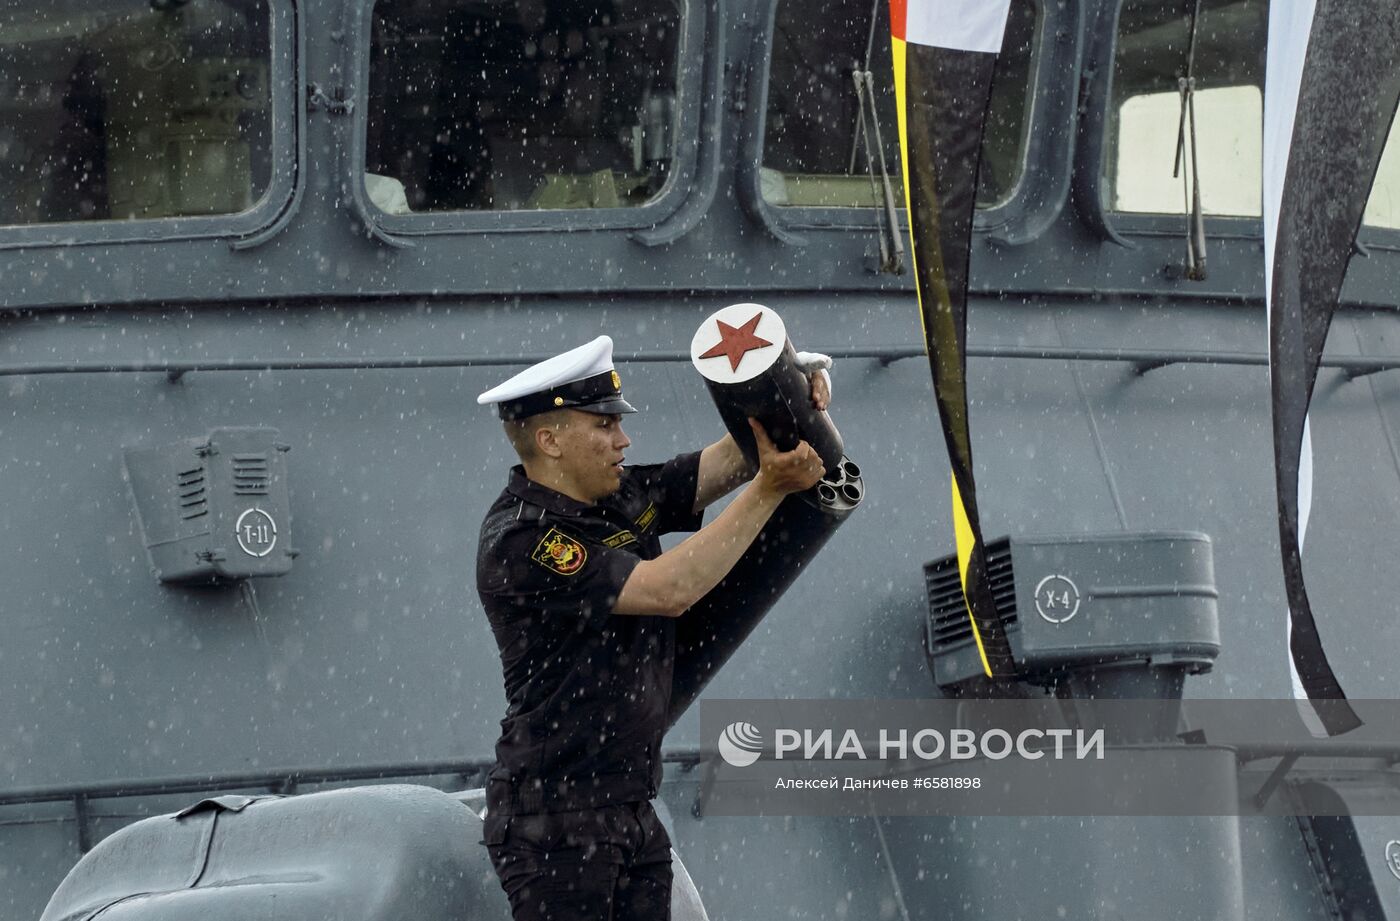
[177,465,208,520]
[923,537,1017,651]
[232,453,270,495]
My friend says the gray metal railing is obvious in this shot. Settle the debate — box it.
[0,344,1396,381]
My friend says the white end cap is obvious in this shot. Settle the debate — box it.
[690,303,786,384]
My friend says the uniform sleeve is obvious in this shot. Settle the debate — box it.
[479,523,642,629]
[632,450,704,534]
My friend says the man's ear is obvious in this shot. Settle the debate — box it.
[535,421,564,459]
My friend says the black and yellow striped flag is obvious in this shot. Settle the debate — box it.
[890,0,1014,679]
[1264,0,1400,736]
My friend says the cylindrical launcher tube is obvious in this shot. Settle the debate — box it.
[668,304,863,727]
[686,302,845,474]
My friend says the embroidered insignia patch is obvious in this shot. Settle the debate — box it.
[603,529,637,549]
[635,503,657,531]
[532,528,588,576]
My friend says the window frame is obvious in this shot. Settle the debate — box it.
[1074,1,1400,308]
[1086,6,1400,254]
[741,0,1061,243]
[349,0,707,237]
[0,0,299,251]
[1087,0,1272,241]
[1357,115,1400,247]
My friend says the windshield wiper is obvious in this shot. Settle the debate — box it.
[1173,0,1208,281]
[851,71,906,273]
[847,0,904,274]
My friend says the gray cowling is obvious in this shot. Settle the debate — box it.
[43,785,713,921]
[924,532,1220,724]
[1288,780,1400,920]
[41,786,502,921]
[123,426,297,584]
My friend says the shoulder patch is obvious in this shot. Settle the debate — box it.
[634,503,657,532]
[531,527,588,576]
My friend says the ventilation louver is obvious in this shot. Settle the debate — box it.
[177,465,208,520]
[924,536,1017,648]
[232,454,270,495]
[124,427,296,583]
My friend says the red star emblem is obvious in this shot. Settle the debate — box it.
[698,313,773,372]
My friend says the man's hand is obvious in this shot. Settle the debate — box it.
[795,351,833,411]
[808,369,830,411]
[749,418,825,497]
[694,354,832,512]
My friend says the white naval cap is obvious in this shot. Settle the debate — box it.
[477,335,638,421]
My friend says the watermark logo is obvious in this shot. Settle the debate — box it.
[702,699,1400,817]
[719,721,764,767]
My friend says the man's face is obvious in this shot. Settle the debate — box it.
[554,411,631,501]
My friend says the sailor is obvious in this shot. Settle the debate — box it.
[475,334,828,921]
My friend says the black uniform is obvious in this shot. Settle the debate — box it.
[476,453,702,921]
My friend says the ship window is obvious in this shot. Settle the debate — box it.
[1103,0,1266,217]
[1363,113,1400,231]
[366,0,682,213]
[0,0,274,226]
[760,0,1038,211]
